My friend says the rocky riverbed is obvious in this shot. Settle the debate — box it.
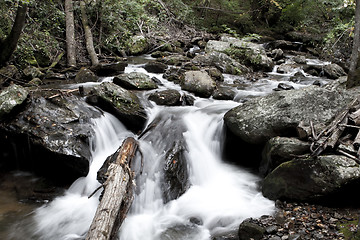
[239,201,360,240]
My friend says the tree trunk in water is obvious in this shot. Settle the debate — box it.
[347,0,360,88]
[86,137,139,240]
[65,0,76,67]
[0,2,28,66]
[80,0,99,66]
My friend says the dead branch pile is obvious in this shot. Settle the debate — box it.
[296,96,360,163]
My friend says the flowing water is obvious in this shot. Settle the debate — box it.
[3,53,334,239]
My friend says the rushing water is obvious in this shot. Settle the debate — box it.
[5,53,334,239]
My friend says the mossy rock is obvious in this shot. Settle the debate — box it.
[0,84,28,119]
[113,72,158,90]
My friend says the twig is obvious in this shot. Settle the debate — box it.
[88,185,102,199]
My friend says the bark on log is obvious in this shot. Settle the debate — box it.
[86,137,139,240]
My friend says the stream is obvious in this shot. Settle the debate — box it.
[2,53,333,239]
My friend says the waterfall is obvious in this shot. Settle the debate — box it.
[10,64,275,240]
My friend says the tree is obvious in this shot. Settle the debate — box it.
[65,0,76,67]
[347,0,360,88]
[80,0,99,66]
[0,1,28,66]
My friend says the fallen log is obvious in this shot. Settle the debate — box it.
[86,137,139,240]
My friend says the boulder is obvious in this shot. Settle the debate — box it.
[207,67,224,82]
[292,55,307,64]
[113,72,158,90]
[162,141,190,203]
[163,67,185,84]
[212,85,236,100]
[86,82,147,132]
[90,62,127,76]
[238,220,265,240]
[0,91,100,183]
[262,155,360,202]
[181,71,216,98]
[192,52,249,75]
[224,85,353,145]
[0,84,28,119]
[264,40,302,51]
[75,67,98,83]
[144,61,168,73]
[260,137,311,176]
[274,83,294,91]
[270,49,284,61]
[148,89,182,106]
[323,63,346,79]
[23,66,44,80]
[205,40,231,52]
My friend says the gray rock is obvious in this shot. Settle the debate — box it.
[90,62,127,76]
[86,82,147,132]
[75,67,98,83]
[323,64,346,79]
[0,65,20,87]
[238,220,265,240]
[1,92,100,183]
[192,52,249,75]
[293,56,307,64]
[23,66,44,79]
[224,85,353,144]
[157,54,190,66]
[205,40,231,52]
[148,89,182,106]
[0,84,28,119]
[181,71,216,98]
[144,61,168,73]
[262,155,360,202]
[113,72,158,90]
[213,85,236,100]
[260,137,311,176]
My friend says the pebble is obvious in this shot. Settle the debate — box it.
[247,201,360,240]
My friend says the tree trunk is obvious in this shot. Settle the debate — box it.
[65,0,76,67]
[347,0,360,88]
[86,137,139,240]
[80,0,99,66]
[0,2,28,66]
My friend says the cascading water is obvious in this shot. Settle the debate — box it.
[8,60,283,240]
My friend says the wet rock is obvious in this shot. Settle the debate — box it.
[162,141,190,203]
[182,94,195,106]
[26,78,43,86]
[90,62,127,76]
[75,67,98,83]
[260,137,311,176]
[238,220,265,240]
[192,52,249,75]
[274,83,294,91]
[1,92,100,183]
[213,85,236,100]
[86,82,147,132]
[0,65,20,87]
[206,40,231,52]
[224,85,353,145]
[148,89,182,106]
[0,84,28,120]
[181,70,216,98]
[159,223,202,240]
[144,61,168,73]
[262,155,360,202]
[289,72,307,83]
[276,64,294,74]
[265,40,302,51]
[113,72,158,90]
[151,51,172,58]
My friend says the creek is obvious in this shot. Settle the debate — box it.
[1,53,333,239]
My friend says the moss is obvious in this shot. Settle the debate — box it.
[338,218,360,240]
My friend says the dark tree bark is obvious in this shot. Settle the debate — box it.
[347,0,360,88]
[0,2,28,66]
[80,0,99,66]
[65,0,76,67]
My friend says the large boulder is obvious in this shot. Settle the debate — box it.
[75,67,98,83]
[262,155,360,203]
[144,61,168,73]
[323,63,346,79]
[181,71,216,98]
[127,35,149,55]
[0,91,100,183]
[86,82,147,132]
[0,84,28,120]
[113,72,158,90]
[157,54,190,66]
[224,85,353,145]
[260,137,311,176]
[192,52,249,75]
[0,65,20,87]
